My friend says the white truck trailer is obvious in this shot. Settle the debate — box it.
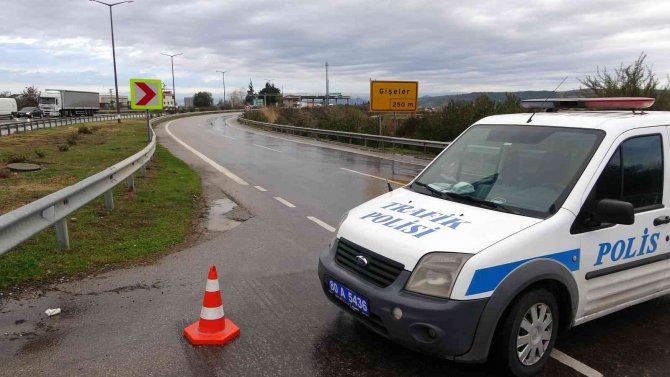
[38,89,100,117]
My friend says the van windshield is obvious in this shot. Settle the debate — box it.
[411,125,605,218]
[39,97,56,104]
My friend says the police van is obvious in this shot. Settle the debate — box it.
[318,97,670,376]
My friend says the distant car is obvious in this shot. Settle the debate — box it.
[16,107,44,118]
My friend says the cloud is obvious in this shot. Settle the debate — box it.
[1,0,670,101]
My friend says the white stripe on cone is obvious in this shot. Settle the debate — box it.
[205,279,220,292]
[200,305,225,320]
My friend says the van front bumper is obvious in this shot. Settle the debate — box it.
[318,240,488,361]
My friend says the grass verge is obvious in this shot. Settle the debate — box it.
[0,120,201,289]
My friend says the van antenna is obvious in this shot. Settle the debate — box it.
[527,76,568,123]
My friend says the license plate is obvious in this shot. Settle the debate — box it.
[327,278,369,316]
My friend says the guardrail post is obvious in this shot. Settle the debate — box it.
[54,219,70,249]
[127,174,135,192]
[140,164,147,176]
[104,190,114,211]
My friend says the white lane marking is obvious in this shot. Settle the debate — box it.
[340,167,405,185]
[221,134,236,140]
[164,121,249,185]
[551,349,603,377]
[307,216,336,232]
[254,186,267,192]
[253,143,282,153]
[274,197,296,208]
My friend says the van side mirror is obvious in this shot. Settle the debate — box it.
[594,199,634,225]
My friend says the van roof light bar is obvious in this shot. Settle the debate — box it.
[521,97,655,110]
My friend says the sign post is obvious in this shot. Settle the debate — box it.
[130,78,163,141]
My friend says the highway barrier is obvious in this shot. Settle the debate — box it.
[0,111,234,255]
[237,117,450,152]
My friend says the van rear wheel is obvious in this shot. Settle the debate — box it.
[497,288,558,377]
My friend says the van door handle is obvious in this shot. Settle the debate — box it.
[653,216,670,226]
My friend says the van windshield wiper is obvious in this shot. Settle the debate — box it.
[412,181,446,199]
[412,181,519,215]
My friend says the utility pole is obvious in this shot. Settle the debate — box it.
[161,52,183,107]
[90,0,133,123]
[325,62,329,107]
[216,70,227,107]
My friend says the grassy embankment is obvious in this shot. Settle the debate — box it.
[0,119,201,289]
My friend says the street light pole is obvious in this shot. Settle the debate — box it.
[325,61,329,107]
[216,70,227,107]
[90,0,133,123]
[161,52,183,108]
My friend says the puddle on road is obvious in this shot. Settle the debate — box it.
[207,198,243,232]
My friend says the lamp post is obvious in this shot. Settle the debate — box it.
[216,70,227,108]
[161,52,183,108]
[90,0,133,123]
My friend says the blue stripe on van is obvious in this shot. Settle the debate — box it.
[465,249,580,296]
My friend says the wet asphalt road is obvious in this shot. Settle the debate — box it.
[0,113,668,376]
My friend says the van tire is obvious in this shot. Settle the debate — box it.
[496,288,559,377]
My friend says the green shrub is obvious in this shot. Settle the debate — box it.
[58,144,70,152]
[67,133,79,145]
[5,154,27,163]
[78,125,93,134]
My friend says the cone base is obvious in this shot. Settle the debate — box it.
[183,318,240,345]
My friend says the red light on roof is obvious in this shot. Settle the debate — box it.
[521,97,656,110]
[581,97,655,109]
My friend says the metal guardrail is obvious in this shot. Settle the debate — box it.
[0,113,144,136]
[238,118,450,151]
[0,111,232,255]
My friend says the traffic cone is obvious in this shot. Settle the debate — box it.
[184,265,240,345]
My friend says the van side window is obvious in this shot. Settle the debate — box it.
[592,134,663,209]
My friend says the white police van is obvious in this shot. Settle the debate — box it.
[318,97,670,376]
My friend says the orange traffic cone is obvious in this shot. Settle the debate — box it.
[184,265,240,345]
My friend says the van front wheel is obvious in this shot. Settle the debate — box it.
[498,288,558,377]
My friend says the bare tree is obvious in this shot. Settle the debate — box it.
[579,53,669,101]
[20,85,41,107]
[229,89,245,108]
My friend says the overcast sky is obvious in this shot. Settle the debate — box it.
[2,0,670,103]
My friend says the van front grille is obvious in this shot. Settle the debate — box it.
[335,238,404,287]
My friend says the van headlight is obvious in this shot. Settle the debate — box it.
[405,253,471,298]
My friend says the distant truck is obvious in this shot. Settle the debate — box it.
[38,89,99,117]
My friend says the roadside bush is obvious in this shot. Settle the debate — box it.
[34,149,46,158]
[58,144,70,152]
[5,154,27,163]
[78,125,93,134]
[244,95,525,142]
[67,133,79,145]
[244,110,269,123]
